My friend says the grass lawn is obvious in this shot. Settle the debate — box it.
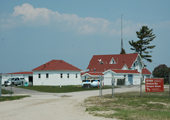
[0,95,30,102]
[84,88,170,120]
[18,85,115,93]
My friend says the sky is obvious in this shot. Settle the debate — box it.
[0,0,170,74]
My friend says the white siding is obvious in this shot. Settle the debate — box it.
[103,71,141,85]
[104,71,113,85]
[33,70,81,86]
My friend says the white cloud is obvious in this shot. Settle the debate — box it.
[0,3,169,36]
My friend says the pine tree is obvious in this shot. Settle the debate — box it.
[129,26,156,62]
[120,48,126,54]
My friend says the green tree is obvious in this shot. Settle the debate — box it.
[152,64,170,84]
[120,48,126,54]
[129,26,156,62]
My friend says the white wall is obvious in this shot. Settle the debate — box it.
[33,70,81,86]
[104,71,114,85]
[132,74,141,85]
[104,71,141,85]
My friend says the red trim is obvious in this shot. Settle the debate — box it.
[81,72,103,76]
[7,71,33,75]
[111,69,140,74]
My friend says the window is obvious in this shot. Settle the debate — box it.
[109,58,116,64]
[46,73,49,78]
[60,73,63,78]
[133,61,138,67]
[38,74,41,78]
[67,73,69,78]
[75,74,77,78]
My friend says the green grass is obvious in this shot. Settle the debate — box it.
[84,88,170,120]
[0,95,30,102]
[1,89,13,94]
[18,85,116,93]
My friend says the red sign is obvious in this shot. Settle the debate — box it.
[145,78,164,92]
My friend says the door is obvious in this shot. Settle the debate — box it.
[128,75,133,85]
[28,76,33,86]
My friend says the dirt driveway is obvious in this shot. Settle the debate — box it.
[0,86,140,120]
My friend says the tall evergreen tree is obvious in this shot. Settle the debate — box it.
[120,48,126,54]
[129,26,156,62]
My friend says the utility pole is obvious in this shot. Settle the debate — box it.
[0,74,2,97]
[169,72,170,97]
[99,74,102,97]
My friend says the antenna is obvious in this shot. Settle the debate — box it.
[121,14,123,51]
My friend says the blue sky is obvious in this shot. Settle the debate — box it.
[0,0,170,73]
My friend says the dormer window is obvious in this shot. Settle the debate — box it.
[109,58,116,64]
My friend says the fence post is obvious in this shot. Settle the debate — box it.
[0,77,1,97]
[169,73,170,97]
[112,74,114,97]
[99,74,102,97]
[140,72,142,97]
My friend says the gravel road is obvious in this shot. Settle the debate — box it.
[0,86,141,120]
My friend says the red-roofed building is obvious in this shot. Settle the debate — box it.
[32,60,82,86]
[1,71,33,85]
[82,53,151,85]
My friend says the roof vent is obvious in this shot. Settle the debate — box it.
[60,61,62,63]
[98,59,104,64]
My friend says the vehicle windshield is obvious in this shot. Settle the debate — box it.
[82,80,90,82]
[7,78,12,81]
[91,80,100,82]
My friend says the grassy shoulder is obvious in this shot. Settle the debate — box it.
[84,88,170,120]
[18,85,116,93]
[1,89,13,94]
[0,95,30,102]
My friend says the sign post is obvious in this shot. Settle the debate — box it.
[0,78,1,97]
[145,78,164,92]
[112,74,114,97]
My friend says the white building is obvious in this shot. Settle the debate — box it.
[81,53,152,85]
[1,72,33,85]
[32,60,82,86]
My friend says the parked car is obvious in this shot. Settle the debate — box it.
[4,78,15,87]
[13,78,27,86]
[81,79,100,88]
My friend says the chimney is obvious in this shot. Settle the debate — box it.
[94,68,96,73]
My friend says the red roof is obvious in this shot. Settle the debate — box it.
[81,72,103,76]
[111,69,140,74]
[32,60,81,71]
[7,71,33,75]
[87,53,139,72]
[142,68,152,74]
